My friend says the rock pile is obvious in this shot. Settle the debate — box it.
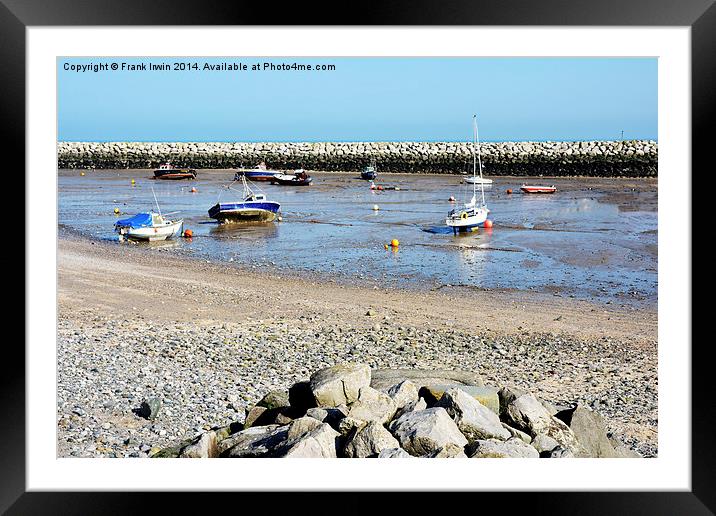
[57,140,657,177]
[151,362,640,459]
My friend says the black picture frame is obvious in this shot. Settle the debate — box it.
[5,0,704,513]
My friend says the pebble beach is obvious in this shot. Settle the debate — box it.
[57,232,657,458]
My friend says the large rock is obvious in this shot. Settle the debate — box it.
[505,394,581,453]
[347,387,397,424]
[378,447,412,458]
[287,416,324,441]
[310,363,371,407]
[386,380,419,410]
[344,421,400,458]
[256,390,290,410]
[467,438,540,458]
[420,385,500,414]
[274,423,340,458]
[179,431,218,458]
[427,443,468,458]
[555,405,617,458]
[220,425,288,457]
[388,407,468,457]
[531,434,560,455]
[435,388,510,442]
[370,368,484,391]
[395,397,427,420]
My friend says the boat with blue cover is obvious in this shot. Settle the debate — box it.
[114,211,184,241]
[208,175,281,223]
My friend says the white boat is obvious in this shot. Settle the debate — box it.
[115,211,184,241]
[464,176,493,185]
[446,115,490,233]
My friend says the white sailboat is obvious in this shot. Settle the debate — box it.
[446,115,490,233]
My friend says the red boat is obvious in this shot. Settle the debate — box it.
[153,162,197,180]
[520,184,556,194]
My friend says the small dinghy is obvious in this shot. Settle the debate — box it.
[270,169,313,186]
[115,211,183,241]
[520,184,557,194]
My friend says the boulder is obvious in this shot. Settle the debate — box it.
[467,437,540,458]
[498,386,526,416]
[394,397,427,420]
[501,423,532,444]
[531,434,560,455]
[347,387,397,425]
[420,385,500,414]
[436,388,510,442]
[337,416,367,438]
[370,368,484,391]
[505,394,581,453]
[388,407,468,457]
[386,380,419,410]
[378,447,412,458]
[256,390,290,410]
[343,421,401,458]
[556,405,617,458]
[220,425,288,457]
[310,363,372,407]
[274,423,340,458]
[179,431,218,458]
[287,416,324,441]
[427,443,468,458]
[548,446,575,458]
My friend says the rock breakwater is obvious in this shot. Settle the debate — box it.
[151,362,641,459]
[57,140,657,177]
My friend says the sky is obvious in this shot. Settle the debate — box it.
[58,57,657,142]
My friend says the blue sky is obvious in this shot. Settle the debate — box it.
[58,57,657,142]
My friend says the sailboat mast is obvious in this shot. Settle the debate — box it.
[151,186,162,217]
[474,115,486,207]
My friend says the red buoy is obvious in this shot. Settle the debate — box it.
[484,219,493,229]
[506,189,513,195]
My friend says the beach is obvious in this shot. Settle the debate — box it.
[57,233,658,458]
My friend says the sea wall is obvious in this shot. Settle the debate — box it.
[57,140,657,177]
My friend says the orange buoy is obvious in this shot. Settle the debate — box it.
[484,219,493,229]
[448,196,456,202]
[190,187,197,193]
[506,188,512,194]
[390,239,399,248]
[384,244,389,250]
[183,229,193,238]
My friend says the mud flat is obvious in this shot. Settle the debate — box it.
[57,234,657,458]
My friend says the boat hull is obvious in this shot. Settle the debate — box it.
[271,175,312,186]
[208,201,281,222]
[235,171,279,182]
[464,177,493,185]
[117,220,184,241]
[521,186,556,194]
[361,171,377,180]
[154,170,196,180]
[446,207,489,230]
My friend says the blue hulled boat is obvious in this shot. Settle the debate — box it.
[361,162,378,180]
[208,176,281,223]
[233,161,280,182]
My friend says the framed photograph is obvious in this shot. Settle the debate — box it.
[8,0,705,512]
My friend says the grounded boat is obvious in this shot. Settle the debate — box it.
[234,161,280,182]
[153,162,197,180]
[361,163,378,180]
[208,175,281,223]
[521,184,557,194]
[114,211,183,241]
[464,176,493,185]
[446,115,490,234]
[270,169,313,186]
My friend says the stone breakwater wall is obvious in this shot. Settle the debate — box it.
[58,140,657,177]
